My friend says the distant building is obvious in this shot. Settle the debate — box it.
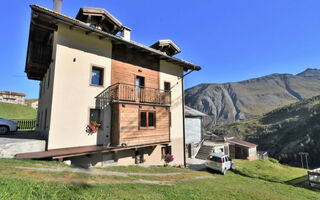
[195,135,258,160]
[0,91,26,105]
[26,99,39,109]
[31,101,38,109]
[228,138,258,160]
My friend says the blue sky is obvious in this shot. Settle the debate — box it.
[1,0,320,99]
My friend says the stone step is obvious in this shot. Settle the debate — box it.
[195,145,214,160]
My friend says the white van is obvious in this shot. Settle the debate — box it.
[205,153,233,175]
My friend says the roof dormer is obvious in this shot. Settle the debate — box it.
[150,40,181,56]
[76,7,122,35]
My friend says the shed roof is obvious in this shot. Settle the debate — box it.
[228,138,257,148]
[185,106,207,117]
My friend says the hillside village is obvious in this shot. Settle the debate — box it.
[0,0,320,199]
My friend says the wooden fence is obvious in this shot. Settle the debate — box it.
[16,119,37,131]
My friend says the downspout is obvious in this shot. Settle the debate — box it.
[181,69,195,167]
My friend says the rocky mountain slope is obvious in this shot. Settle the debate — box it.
[210,95,320,168]
[185,68,320,127]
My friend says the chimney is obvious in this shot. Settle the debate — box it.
[120,26,131,41]
[53,0,63,13]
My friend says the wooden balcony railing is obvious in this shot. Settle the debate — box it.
[96,82,171,106]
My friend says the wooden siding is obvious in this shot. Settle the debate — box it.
[111,104,120,145]
[111,104,170,146]
[111,59,159,89]
[112,44,159,71]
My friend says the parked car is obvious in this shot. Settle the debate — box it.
[206,153,234,175]
[0,117,18,134]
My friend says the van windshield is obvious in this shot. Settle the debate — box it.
[209,156,222,163]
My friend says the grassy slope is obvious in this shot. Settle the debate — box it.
[0,158,319,200]
[0,102,37,119]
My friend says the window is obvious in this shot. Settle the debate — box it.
[89,109,101,122]
[139,111,155,128]
[161,146,172,158]
[135,150,144,164]
[136,76,145,98]
[136,76,145,87]
[148,112,154,127]
[209,156,222,163]
[164,82,171,92]
[91,67,104,86]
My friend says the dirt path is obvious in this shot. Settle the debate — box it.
[15,166,213,185]
[16,166,182,177]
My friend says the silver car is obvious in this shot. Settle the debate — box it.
[0,117,18,134]
[206,153,233,175]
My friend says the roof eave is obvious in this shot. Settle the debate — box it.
[30,5,201,71]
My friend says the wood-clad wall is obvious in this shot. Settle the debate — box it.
[111,59,159,89]
[110,44,169,147]
[111,44,160,88]
[111,104,170,146]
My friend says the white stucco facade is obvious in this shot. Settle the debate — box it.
[159,60,184,165]
[47,23,112,149]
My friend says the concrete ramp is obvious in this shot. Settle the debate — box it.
[0,138,46,158]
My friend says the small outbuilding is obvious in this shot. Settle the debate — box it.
[184,106,207,144]
[228,138,258,160]
[184,106,207,158]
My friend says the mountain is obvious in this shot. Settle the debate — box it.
[185,68,320,127]
[210,95,320,168]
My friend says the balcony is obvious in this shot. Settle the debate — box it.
[96,82,171,106]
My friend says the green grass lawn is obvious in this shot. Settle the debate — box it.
[0,102,37,119]
[0,158,319,200]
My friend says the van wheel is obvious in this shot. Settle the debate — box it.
[222,168,227,175]
[0,126,9,134]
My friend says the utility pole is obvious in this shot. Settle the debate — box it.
[299,152,309,169]
[306,153,309,169]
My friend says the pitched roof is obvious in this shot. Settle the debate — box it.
[30,5,201,71]
[228,138,257,148]
[0,91,26,97]
[185,106,207,117]
[75,7,122,34]
[76,7,122,27]
[150,40,181,56]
